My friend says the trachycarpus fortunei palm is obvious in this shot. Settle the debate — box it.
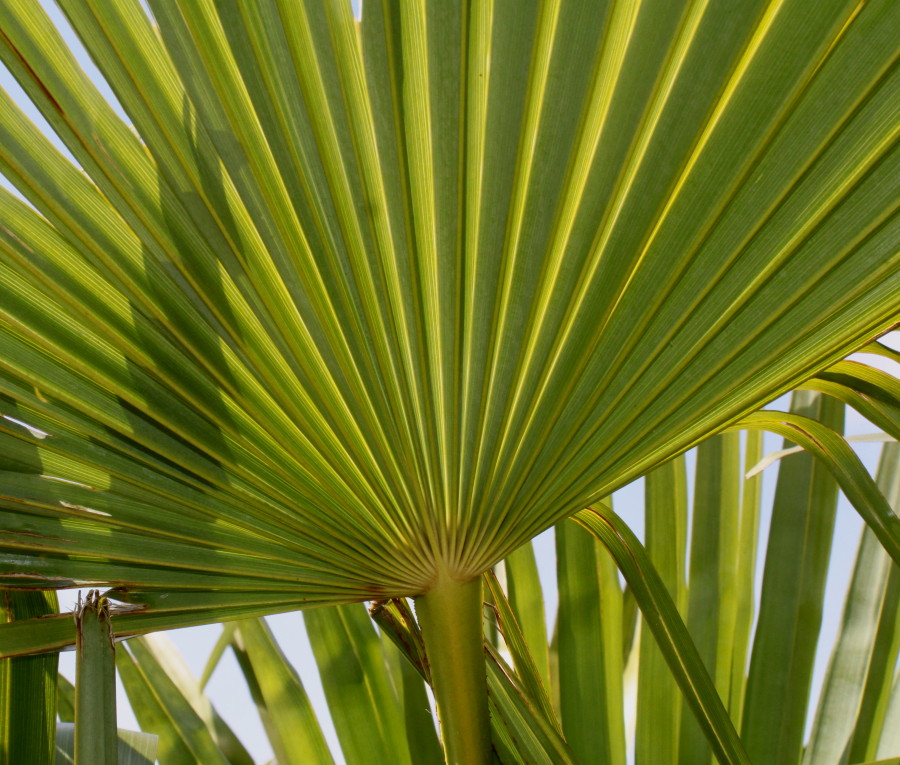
[0,0,898,761]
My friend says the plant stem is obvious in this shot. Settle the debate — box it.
[415,572,492,765]
[75,590,118,765]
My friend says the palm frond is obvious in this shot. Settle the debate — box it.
[0,0,897,639]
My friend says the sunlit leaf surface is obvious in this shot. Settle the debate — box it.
[0,0,897,632]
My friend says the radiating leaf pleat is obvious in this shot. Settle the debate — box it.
[0,0,897,640]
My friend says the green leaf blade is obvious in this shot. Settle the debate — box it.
[232,618,334,765]
[556,517,625,765]
[304,603,413,765]
[636,454,688,765]
[573,506,749,765]
[0,590,58,765]
[740,392,844,764]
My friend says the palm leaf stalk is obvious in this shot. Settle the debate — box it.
[0,0,898,761]
[414,574,491,764]
[73,590,117,764]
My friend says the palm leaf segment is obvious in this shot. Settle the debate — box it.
[0,0,897,618]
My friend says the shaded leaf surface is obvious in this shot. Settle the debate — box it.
[0,0,896,631]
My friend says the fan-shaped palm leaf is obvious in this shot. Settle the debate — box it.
[1,0,898,760]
